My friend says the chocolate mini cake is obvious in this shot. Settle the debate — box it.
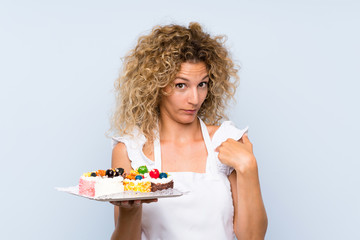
[148,170,174,192]
[151,180,174,192]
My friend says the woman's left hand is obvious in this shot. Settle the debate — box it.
[215,133,257,174]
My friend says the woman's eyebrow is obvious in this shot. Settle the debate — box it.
[202,75,209,80]
[175,75,209,81]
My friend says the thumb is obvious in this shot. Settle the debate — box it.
[241,133,250,143]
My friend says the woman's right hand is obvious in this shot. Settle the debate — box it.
[110,199,158,240]
[110,199,158,208]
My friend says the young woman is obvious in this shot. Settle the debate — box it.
[109,22,267,240]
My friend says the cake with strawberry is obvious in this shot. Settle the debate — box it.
[148,168,174,191]
[79,168,125,197]
[123,166,174,193]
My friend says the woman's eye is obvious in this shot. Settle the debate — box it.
[175,83,186,89]
[199,82,208,88]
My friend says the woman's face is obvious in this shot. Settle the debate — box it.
[159,61,209,124]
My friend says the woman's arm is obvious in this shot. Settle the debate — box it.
[216,135,268,240]
[110,142,142,240]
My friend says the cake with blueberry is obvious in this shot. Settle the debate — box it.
[148,169,174,192]
[123,168,152,192]
[123,166,174,193]
[79,168,125,197]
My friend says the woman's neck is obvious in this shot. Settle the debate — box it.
[159,116,202,144]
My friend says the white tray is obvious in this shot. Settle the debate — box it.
[56,185,183,201]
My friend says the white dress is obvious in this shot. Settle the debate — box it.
[112,119,248,240]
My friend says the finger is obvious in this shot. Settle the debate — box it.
[215,139,233,152]
[141,199,158,204]
[120,201,131,208]
[241,133,250,143]
[134,200,141,206]
[215,143,223,152]
[110,198,158,207]
[110,201,120,206]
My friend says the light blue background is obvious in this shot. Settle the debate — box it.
[1,0,359,239]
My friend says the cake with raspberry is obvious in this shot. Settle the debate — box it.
[79,168,125,197]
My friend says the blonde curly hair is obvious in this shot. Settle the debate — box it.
[110,22,239,141]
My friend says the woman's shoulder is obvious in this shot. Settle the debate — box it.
[206,121,234,140]
[209,120,249,146]
[112,141,127,155]
[111,129,154,170]
[112,142,132,171]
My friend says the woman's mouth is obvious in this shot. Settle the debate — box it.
[183,109,197,114]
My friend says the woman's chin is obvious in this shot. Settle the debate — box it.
[176,114,198,124]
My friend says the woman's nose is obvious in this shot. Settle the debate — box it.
[188,88,199,105]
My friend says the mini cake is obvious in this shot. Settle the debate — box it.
[123,166,174,193]
[79,168,125,197]
[123,167,152,193]
[148,169,174,192]
[123,178,152,192]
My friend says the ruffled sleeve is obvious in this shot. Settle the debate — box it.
[211,121,249,176]
[111,128,155,170]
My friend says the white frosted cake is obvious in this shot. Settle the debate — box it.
[78,168,125,197]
